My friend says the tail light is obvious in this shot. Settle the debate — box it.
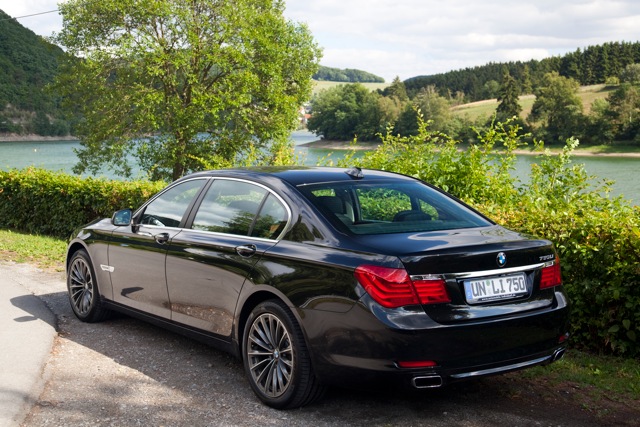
[354,265,450,308]
[540,256,562,289]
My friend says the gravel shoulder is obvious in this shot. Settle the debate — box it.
[7,262,638,427]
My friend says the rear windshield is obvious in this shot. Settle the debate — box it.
[299,181,492,235]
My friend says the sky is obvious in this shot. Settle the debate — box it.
[2,0,639,82]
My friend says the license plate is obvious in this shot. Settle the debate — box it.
[464,273,528,304]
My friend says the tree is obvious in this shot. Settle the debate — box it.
[528,72,584,143]
[605,83,640,142]
[307,83,382,141]
[382,77,409,103]
[481,80,500,99]
[520,64,533,95]
[395,86,452,136]
[620,63,640,85]
[496,71,522,122]
[55,0,321,180]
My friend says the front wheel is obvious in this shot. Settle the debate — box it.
[67,249,111,323]
[243,300,325,409]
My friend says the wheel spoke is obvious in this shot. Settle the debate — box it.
[247,312,294,398]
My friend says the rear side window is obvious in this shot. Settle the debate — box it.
[192,180,288,239]
[252,194,288,239]
[301,181,491,235]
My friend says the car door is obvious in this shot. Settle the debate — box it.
[165,178,289,336]
[108,178,207,318]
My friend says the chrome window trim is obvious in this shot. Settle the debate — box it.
[132,176,292,241]
[133,177,209,220]
[184,227,279,244]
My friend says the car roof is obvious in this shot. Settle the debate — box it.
[183,167,415,187]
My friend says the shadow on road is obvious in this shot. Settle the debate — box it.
[24,289,617,427]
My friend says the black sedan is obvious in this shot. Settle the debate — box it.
[66,166,569,409]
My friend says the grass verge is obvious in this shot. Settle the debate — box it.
[0,228,67,271]
[522,349,639,397]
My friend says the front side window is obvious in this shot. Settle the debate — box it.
[139,179,205,228]
[301,181,492,235]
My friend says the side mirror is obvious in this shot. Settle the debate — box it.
[112,209,132,226]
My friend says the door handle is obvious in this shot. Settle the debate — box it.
[154,232,170,244]
[235,244,257,257]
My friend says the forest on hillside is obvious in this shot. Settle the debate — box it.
[404,41,640,102]
[0,9,72,136]
[313,65,385,83]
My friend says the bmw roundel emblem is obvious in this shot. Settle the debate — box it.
[496,252,507,267]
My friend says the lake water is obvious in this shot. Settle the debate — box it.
[1,130,638,205]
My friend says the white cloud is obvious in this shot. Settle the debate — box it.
[2,0,639,81]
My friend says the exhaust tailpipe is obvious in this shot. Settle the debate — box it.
[552,348,566,362]
[412,375,443,389]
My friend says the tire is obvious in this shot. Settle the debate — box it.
[67,249,111,323]
[242,300,326,409]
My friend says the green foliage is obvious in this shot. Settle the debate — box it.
[404,41,640,103]
[605,83,640,141]
[381,77,409,102]
[313,65,385,83]
[394,86,456,137]
[620,63,640,85]
[337,118,640,356]
[0,9,72,136]
[496,71,522,122]
[337,114,522,206]
[529,72,585,144]
[307,83,391,141]
[580,83,640,144]
[0,168,164,239]
[0,229,67,270]
[54,0,321,181]
[491,141,640,356]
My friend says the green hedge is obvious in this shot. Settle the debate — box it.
[0,168,164,239]
[335,118,640,356]
[486,193,640,356]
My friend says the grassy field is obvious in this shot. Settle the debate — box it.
[451,84,614,121]
[312,80,390,96]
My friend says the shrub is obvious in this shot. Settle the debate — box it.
[484,141,640,356]
[338,117,640,356]
[0,168,164,239]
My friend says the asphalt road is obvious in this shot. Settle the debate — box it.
[4,262,617,427]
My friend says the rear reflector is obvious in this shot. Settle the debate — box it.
[354,265,450,308]
[540,257,562,289]
[412,277,451,304]
[397,360,438,368]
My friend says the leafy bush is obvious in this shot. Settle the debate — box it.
[338,116,640,356]
[0,168,164,239]
[492,142,640,356]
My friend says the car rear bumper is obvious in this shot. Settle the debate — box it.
[300,293,570,390]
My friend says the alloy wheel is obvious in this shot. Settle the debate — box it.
[246,312,294,398]
[69,256,95,316]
